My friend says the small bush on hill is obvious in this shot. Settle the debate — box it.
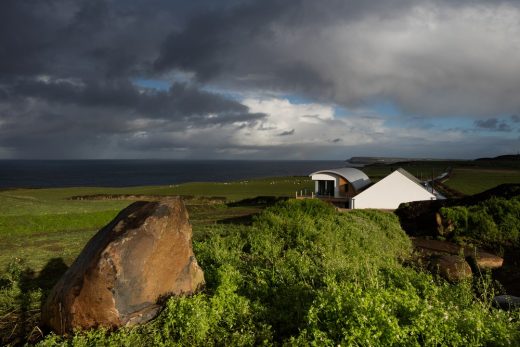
[439,206,468,236]
[440,196,520,251]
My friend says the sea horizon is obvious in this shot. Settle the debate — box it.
[0,159,346,189]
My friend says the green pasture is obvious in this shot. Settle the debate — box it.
[444,168,520,195]
[3,162,520,271]
[0,177,312,271]
[0,176,312,215]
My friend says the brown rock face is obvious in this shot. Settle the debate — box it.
[429,254,472,282]
[475,254,504,270]
[412,237,503,270]
[41,197,204,334]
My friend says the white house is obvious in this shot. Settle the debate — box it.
[309,167,440,209]
[351,168,437,209]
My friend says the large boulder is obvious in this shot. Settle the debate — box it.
[41,197,204,334]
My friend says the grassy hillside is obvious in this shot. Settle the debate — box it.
[2,171,520,344]
[19,200,518,346]
[2,161,520,272]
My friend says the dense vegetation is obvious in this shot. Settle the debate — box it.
[439,196,520,252]
[5,199,513,346]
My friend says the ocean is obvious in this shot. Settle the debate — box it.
[0,160,346,188]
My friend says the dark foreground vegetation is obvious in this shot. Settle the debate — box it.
[2,199,519,346]
[398,184,520,304]
[439,195,520,252]
[397,184,520,254]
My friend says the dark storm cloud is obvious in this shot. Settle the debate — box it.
[155,0,428,76]
[154,0,292,79]
[0,0,67,77]
[475,118,500,129]
[0,0,215,80]
[0,78,266,157]
[474,118,512,132]
[0,0,269,157]
[8,78,259,121]
[155,0,520,117]
[278,129,295,136]
[155,0,392,85]
[1,0,520,158]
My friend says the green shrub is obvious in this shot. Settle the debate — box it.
[439,196,520,250]
[468,211,500,244]
[0,259,44,345]
[479,197,520,244]
[440,206,468,236]
[293,269,520,346]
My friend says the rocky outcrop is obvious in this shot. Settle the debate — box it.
[475,254,504,270]
[429,254,472,282]
[396,183,520,237]
[493,295,520,310]
[41,197,204,334]
[412,238,503,270]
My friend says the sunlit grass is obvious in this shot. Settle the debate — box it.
[445,168,520,195]
[0,177,309,271]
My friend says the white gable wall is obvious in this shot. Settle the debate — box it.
[352,170,436,209]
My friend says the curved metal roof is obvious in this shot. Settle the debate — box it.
[310,167,371,191]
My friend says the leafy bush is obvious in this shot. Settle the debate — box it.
[439,206,468,236]
[440,196,520,250]
[35,199,520,346]
[293,269,520,346]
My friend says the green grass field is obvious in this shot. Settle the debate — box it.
[444,168,520,195]
[362,160,461,181]
[0,176,313,344]
[0,177,313,271]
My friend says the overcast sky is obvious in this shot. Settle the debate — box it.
[1,0,519,159]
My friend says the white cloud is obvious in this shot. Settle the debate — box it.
[234,98,385,147]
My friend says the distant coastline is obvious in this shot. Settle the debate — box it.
[344,156,464,166]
